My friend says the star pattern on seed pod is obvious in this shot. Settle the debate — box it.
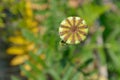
[59,17,88,44]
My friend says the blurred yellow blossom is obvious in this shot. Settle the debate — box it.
[11,55,29,66]
[24,64,31,71]
[25,19,38,28]
[7,47,25,55]
[31,27,40,34]
[8,36,26,45]
[39,54,46,60]
[6,1,47,78]
[26,42,35,51]
[25,0,33,18]
[21,64,32,76]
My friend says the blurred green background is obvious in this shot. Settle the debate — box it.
[0,0,120,80]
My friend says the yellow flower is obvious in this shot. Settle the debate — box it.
[25,0,33,18]
[20,64,31,76]
[31,21,38,27]
[39,54,46,60]
[8,36,26,45]
[26,42,35,51]
[7,47,25,55]
[25,19,38,28]
[24,64,31,71]
[25,19,32,27]
[11,55,29,66]
[6,1,46,77]
[31,27,40,34]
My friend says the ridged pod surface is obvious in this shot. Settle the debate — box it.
[59,17,88,44]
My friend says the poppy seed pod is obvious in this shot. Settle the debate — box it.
[59,17,88,44]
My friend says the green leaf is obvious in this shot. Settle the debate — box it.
[22,29,39,44]
[78,4,109,26]
[36,74,46,80]
[79,58,93,70]
[29,52,47,68]
[20,66,36,80]
[72,72,80,80]
[48,69,61,80]
[108,50,120,69]
[62,66,73,80]
[26,60,42,74]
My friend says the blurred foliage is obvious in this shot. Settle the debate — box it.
[0,0,120,80]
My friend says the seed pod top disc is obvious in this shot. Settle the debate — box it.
[59,17,88,44]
